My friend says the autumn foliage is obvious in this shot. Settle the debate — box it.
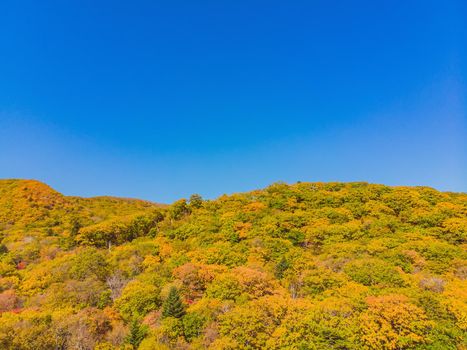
[0,179,465,349]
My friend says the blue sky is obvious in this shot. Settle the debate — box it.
[0,1,465,202]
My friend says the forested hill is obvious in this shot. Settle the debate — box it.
[0,180,466,349]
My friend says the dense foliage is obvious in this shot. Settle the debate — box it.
[0,179,466,349]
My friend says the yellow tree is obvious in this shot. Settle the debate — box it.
[359,294,433,349]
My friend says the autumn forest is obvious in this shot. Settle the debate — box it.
[0,179,466,349]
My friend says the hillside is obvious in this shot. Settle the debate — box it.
[0,179,163,250]
[0,180,466,349]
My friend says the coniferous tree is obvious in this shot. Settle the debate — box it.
[125,319,147,349]
[162,286,186,318]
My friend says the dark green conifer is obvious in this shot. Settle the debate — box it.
[125,319,147,349]
[162,286,186,318]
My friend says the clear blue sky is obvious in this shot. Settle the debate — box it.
[0,1,465,202]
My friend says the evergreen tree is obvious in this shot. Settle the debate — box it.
[125,319,147,349]
[162,286,186,318]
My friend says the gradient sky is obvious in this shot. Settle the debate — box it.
[0,1,465,202]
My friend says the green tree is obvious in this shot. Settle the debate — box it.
[344,258,406,287]
[115,280,161,320]
[162,287,186,319]
[169,199,190,221]
[189,194,203,209]
[274,257,289,279]
[0,243,8,255]
[125,319,147,349]
[70,217,82,238]
[182,312,206,342]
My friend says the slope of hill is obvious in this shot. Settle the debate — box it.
[0,180,465,349]
[0,179,163,251]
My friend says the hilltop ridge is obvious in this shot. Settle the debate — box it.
[0,179,163,233]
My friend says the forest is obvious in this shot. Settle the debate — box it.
[0,179,465,349]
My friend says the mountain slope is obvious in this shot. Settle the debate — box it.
[0,179,67,227]
[0,178,163,240]
[0,180,465,350]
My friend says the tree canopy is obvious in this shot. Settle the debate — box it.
[0,179,465,349]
